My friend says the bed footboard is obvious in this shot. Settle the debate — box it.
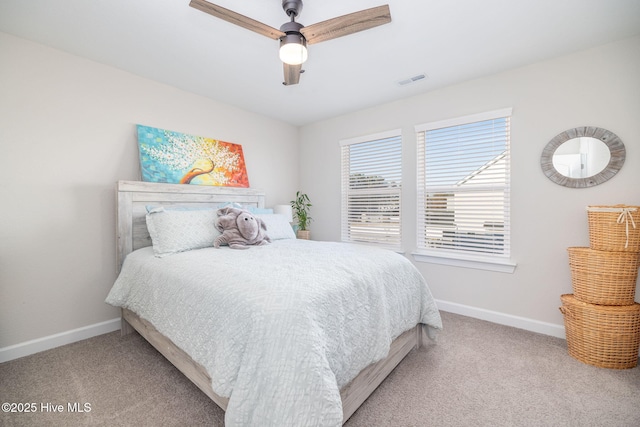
[120,312,135,336]
[340,325,421,422]
[121,307,421,424]
[121,308,230,410]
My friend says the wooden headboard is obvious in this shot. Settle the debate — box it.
[116,180,265,272]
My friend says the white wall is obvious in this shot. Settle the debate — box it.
[0,32,299,351]
[299,36,640,333]
[2,31,638,359]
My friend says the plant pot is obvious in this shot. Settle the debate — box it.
[297,230,311,240]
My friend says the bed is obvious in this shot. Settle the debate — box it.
[107,180,442,426]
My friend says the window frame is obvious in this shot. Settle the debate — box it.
[340,129,403,251]
[413,109,516,273]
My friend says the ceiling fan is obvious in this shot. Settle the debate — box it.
[189,0,391,85]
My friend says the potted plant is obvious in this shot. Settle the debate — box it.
[291,191,312,239]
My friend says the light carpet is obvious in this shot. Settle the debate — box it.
[1,311,638,426]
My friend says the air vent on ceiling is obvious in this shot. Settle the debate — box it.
[397,73,427,86]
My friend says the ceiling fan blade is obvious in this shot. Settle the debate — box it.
[190,0,285,40]
[283,63,302,86]
[300,5,391,45]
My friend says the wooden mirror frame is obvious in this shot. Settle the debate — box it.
[540,126,625,188]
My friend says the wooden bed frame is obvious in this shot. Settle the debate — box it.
[115,180,428,423]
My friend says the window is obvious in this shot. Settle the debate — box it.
[414,109,515,272]
[340,130,402,250]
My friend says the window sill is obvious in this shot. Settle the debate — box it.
[411,251,517,273]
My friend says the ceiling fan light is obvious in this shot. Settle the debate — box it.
[279,34,308,65]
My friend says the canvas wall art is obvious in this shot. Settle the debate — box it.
[136,125,249,187]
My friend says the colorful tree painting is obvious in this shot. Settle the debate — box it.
[137,125,249,187]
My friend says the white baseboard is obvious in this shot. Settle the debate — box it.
[435,299,566,339]
[1,304,564,364]
[3,306,637,364]
[0,318,121,363]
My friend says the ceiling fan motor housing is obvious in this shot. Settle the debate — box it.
[282,0,303,18]
[280,21,306,51]
[280,21,304,35]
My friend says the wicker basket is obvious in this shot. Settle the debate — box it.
[560,294,640,369]
[587,205,640,252]
[567,247,640,306]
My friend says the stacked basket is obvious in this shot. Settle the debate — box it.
[560,205,640,369]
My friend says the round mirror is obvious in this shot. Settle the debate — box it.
[541,127,625,188]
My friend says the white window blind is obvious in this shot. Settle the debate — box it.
[340,130,402,249]
[415,109,512,261]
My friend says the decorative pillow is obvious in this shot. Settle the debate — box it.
[248,207,274,214]
[255,214,296,240]
[146,207,220,257]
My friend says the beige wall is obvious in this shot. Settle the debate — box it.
[299,36,640,332]
[0,32,299,349]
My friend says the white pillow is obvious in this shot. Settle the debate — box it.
[255,214,296,240]
[146,207,220,257]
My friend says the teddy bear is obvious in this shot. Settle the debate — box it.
[213,207,271,249]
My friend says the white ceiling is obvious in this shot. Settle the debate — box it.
[1,0,639,126]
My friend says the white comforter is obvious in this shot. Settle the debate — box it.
[106,239,442,426]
